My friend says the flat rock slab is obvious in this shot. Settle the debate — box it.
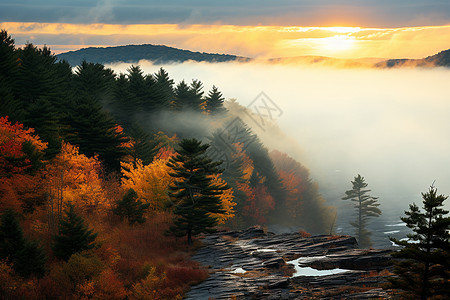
[185,226,393,299]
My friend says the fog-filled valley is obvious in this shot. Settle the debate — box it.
[108,60,450,246]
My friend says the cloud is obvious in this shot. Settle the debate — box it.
[2,22,450,59]
[1,1,450,27]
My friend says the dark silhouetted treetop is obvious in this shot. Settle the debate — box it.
[205,85,227,115]
[73,60,116,103]
[64,95,128,172]
[388,185,450,299]
[166,138,227,245]
[154,67,174,109]
[172,79,205,111]
[0,30,21,121]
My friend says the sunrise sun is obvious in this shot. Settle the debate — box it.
[320,35,356,52]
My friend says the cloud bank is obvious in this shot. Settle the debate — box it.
[108,60,450,212]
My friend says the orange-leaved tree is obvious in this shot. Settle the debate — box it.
[0,116,47,211]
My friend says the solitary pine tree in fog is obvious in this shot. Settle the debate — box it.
[166,138,227,245]
[342,174,381,248]
[388,185,450,299]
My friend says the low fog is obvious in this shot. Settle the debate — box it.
[108,60,450,216]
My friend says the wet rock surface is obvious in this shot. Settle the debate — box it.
[185,226,394,299]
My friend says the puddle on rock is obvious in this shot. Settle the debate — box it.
[230,267,246,274]
[287,256,351,277]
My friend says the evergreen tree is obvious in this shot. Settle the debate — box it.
[0,209,46,277]
[388,185,450,299]
[154,67,174,109]
[25,98,62,158]
[0,30,21,121]
[205,85,227,115]
[127,124,159,165]
[126,65,147,109]
[166,138,227,245]
[111,73,135,128]
[172,79,204,111]
[189,79,204,111]
[172,80,191,111]
[113,189,150,225]
[14,43,69,157]
[73,60,116,103]
[64,96,128,172]
[53,204,98,261]
[342,174,381,248]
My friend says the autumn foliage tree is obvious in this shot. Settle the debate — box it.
[121,158,174,211]
[44,142,108,233]
[270,150,335,234]
[0,116,47,212]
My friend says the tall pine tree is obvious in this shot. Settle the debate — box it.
[205,85,227,115]
[342,174,381,248]
[166,138,227,245]
[388,185,450,299]
[53,204,98,261]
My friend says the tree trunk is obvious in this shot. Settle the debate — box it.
[187,228,192,245]
[358,191,362,248]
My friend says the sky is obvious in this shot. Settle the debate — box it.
[1,1,450,58]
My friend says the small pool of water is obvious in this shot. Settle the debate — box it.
[230,267,246,274]
[287,256,351,277]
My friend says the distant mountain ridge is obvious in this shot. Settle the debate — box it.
[57,43,450,68]
[375,49,450,68]
[57,44,251,66]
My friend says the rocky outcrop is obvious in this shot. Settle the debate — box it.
[185,226,394,299]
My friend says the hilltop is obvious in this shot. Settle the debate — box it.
[57,44,251,66]
[58,43,450,69]
[376,49,450,68]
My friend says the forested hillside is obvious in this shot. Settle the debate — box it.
[57,44,250,66]
[0,30,333,298]
[376,49,450,68]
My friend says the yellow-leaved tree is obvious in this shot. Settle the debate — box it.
[120,158,174,211]
[45,142,107,232]
[209,175,236,224]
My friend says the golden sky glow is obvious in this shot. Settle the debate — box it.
[2,22,450,59]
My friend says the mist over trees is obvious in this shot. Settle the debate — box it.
[0,29,336,297]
